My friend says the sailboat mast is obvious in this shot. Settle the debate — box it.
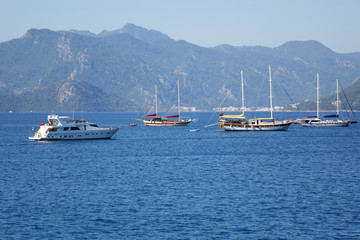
[269,65,273,119]
[178,79,180,120]
[155,84,158,116]
[316,73,319,119]
[336,79,339,116]
[241,70,245,115]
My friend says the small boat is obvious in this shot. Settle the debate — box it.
[297,75,350,127]
[128,123,138,127]
[29,114,119,140]
[188,129,200,132]
[219,66,293,131]
[143,81,196,127]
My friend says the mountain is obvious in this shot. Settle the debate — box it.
[98,23,171,43]
[1,23,360,112]
[342,78,360,110]
[58,29,97,37]
[0,80,136,112]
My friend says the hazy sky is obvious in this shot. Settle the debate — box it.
[1,0,359,53]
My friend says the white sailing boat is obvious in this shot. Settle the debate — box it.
[143,80,196,126]
[219,66,293,131]
[298,74,350,127]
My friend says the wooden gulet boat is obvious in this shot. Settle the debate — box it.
[297,75,350,127]
[219,66,293,131]
[143,80,195,127]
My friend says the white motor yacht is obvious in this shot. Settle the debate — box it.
[29,114,119,141]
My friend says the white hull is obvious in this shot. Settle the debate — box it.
[223,122,292,131]
[298,121,349,127]
[29,128,119,141]
[143,119,191,127]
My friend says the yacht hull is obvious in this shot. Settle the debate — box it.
[299,121,350,127]
[143,119,191,127]
[223,122,292,131]
[29,128,119,141]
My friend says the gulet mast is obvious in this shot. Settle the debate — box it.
[155,84,158,116]
[336,78,339,117]
[241,70,245,115]
[269,65,273,119]
[316,73,320,119]
[177,80,180,121]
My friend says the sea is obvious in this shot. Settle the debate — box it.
[1,111,359,239]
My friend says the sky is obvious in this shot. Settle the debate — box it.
[1,0,359,53]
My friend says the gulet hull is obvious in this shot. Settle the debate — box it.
[223,122,292,131]
[299,121,350,127]
[143,119,191,127]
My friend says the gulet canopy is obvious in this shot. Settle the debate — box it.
[165,115,180,118]
[323,114,339,118]
[219,113,245,119]
[143,113,157,118]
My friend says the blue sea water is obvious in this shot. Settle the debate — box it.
[0,112,359,239]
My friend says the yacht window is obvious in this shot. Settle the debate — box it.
[70,127,80,131]
[49,128,57,132]
[63,127,69,131]
[90,124,99,127]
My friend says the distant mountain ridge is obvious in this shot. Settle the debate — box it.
[0,80,136,112]
[1,23,360,112]
[98,23,171,43]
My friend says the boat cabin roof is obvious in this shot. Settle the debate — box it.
[253,118,274,120]
[47,114,70,121]
[47,114,88,126]
[220,114,245,119]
